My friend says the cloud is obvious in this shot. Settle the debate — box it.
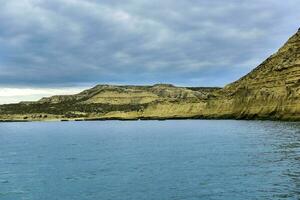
[0,0,299,89]
[0,87,87,104]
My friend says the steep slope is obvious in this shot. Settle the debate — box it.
[222,29,300,120]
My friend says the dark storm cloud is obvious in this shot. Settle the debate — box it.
[0,0,299,87]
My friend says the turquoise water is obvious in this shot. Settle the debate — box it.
[0,120,299,200]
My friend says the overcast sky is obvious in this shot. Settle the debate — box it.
[0,0,299,104]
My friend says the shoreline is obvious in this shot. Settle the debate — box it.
[1,115,299,123]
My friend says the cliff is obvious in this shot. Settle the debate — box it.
[222,28,300,120]
[0,29,299,121]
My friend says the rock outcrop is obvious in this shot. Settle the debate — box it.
[0,29,299,121]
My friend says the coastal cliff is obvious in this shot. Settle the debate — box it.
[223,28,300,120]
[1,29,300,121]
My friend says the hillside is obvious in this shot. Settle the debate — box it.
[0,84,222,121]
[0,29,299,121]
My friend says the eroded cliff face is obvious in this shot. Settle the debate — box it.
[0,29,299,121]
[221,29,300,120]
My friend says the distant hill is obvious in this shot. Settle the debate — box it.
[1,29,300,121]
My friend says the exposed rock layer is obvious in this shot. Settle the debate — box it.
[1,29,300,121]
[223,29,300,120]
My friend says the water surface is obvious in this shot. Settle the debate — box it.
[0,120,299,200]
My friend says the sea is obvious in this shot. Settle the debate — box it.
[0,120,299,200]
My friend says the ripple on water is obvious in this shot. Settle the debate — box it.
[0,120,299,200]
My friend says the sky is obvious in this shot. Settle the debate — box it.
[0,0,299,104]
